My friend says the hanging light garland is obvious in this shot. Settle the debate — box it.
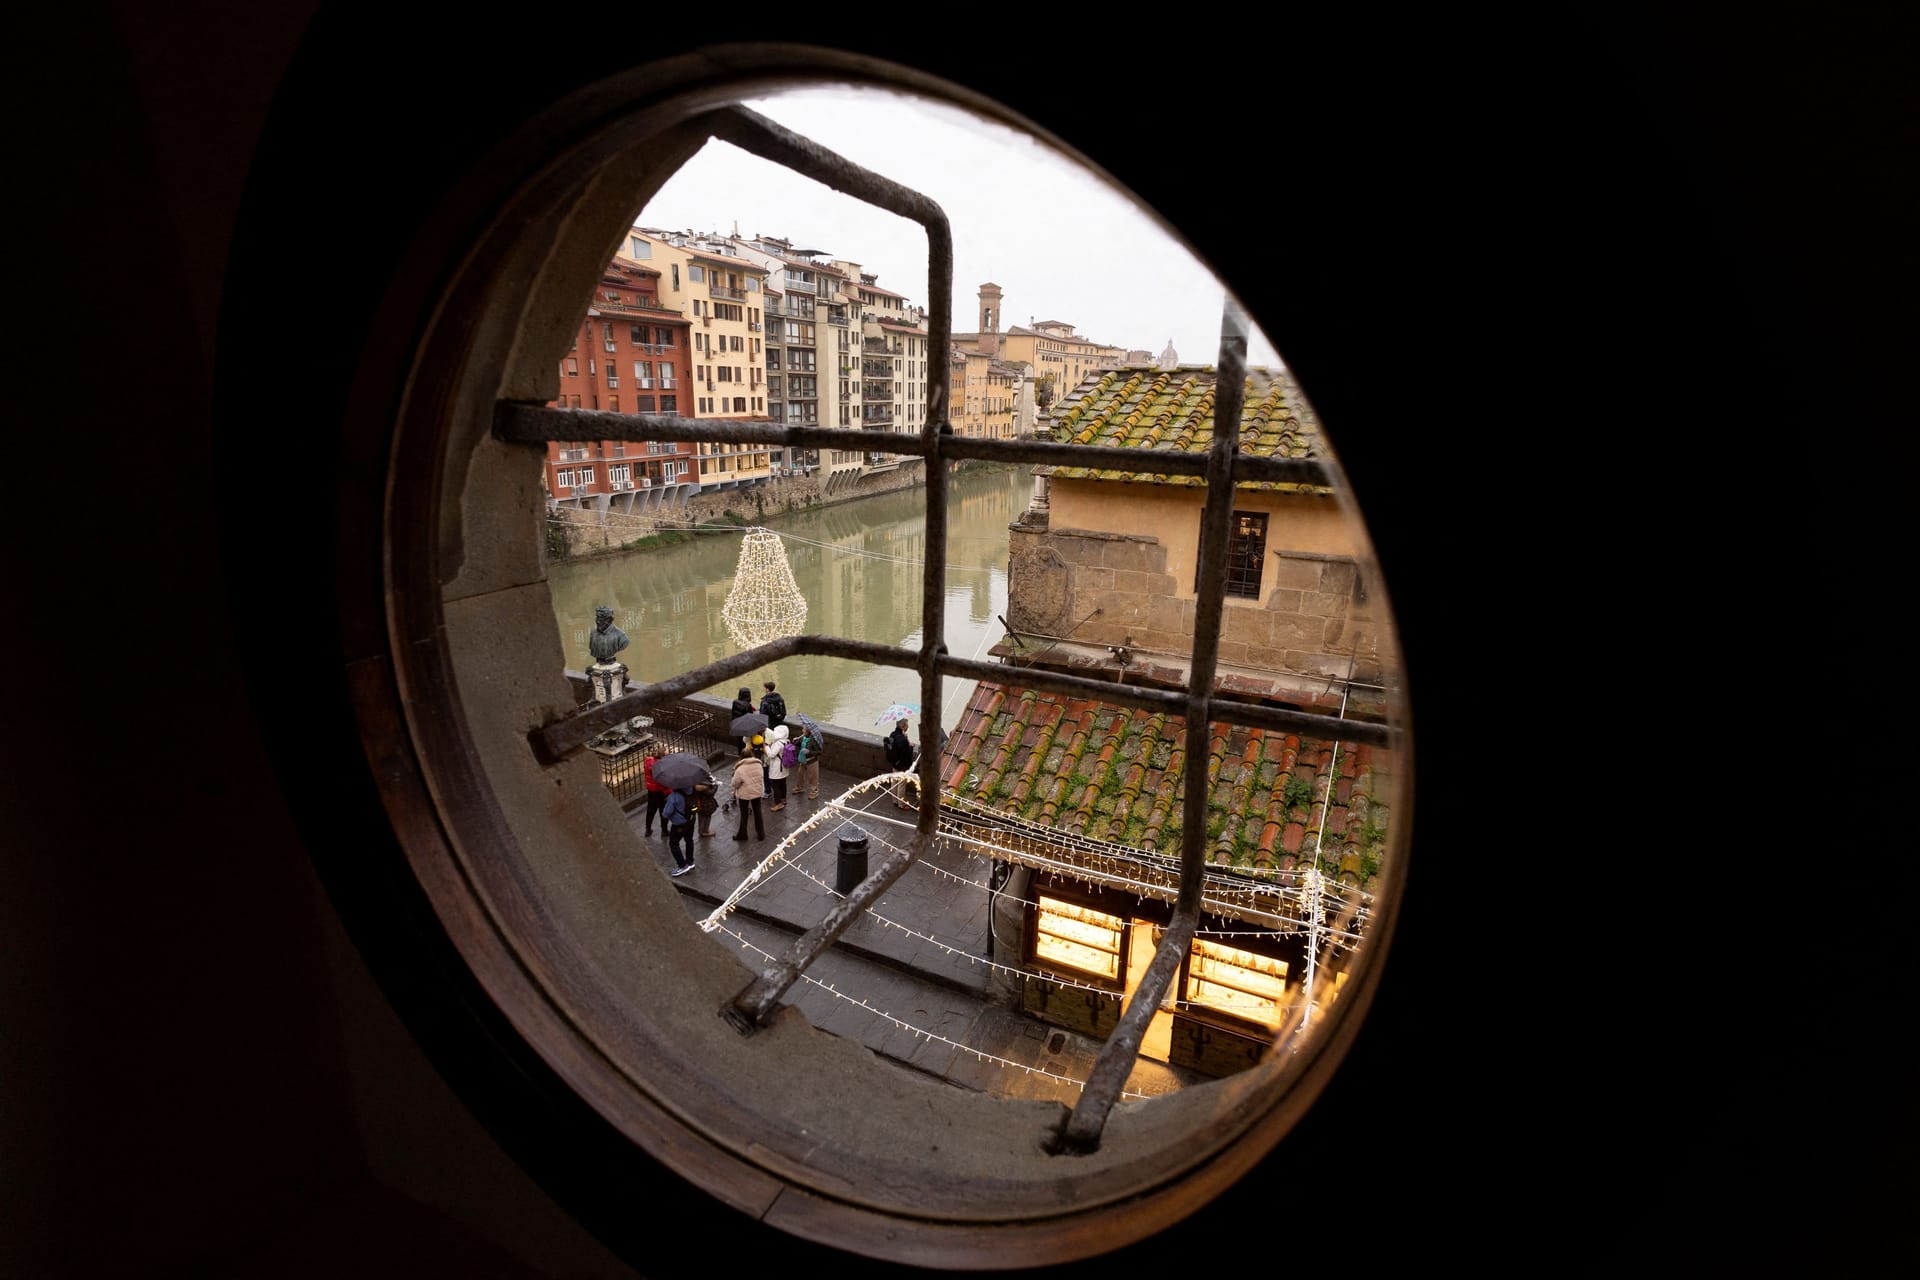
[719,526,808,650]
[706,918,1150,1101]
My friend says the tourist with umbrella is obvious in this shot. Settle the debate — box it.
[874,701,919,727]
[729,687,758,749]
[654,750,717,838]
[729,707,770,744]
[650,751,710,791]
[883,716,916,810]
[790,713,825,804]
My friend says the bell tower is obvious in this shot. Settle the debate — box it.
[978,282,1003,356]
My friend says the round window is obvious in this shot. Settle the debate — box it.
[246,43,1409,1271]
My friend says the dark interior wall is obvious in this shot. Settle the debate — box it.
[5,4,1913,1276]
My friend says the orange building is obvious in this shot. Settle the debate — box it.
[545,258,696,514]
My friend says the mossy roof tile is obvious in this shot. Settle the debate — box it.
[1043,365,1329,494]
[941,681,1392,888]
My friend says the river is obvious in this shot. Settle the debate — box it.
[547,465,1033,735]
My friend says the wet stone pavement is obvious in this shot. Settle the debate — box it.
[629,758,1208,1105]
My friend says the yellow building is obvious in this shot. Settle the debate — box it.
[627,227,772,491]
[951,282,1127,429]
[1008,364,1396,699]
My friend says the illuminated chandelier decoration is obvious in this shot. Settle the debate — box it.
[720,526,808,649]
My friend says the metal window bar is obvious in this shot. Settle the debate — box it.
[497,104,1392,1154]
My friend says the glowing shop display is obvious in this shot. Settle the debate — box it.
[1185,937,1288,1029]
[1033,896,1124,982]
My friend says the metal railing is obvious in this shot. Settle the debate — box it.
[592,706,716,807]
[498,103,1386,1157]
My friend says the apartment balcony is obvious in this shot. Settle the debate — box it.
[556,448,590,461]
[709,284,744,300]
[861,409,894,427]
[785,360,817,373]
[749,321,762,331]
[658,377,677,389]
[783,278,816,295]
[596,296,673,314]
[863,338,898,353]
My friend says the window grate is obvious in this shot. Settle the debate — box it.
[495,104,1388,1155]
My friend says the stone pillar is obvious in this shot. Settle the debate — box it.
[588,661,628,704]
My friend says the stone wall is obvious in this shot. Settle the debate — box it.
[546,459,927,560]
[1006,522,1395,686]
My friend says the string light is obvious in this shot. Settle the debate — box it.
[720,526,808,650]
[688,772,1373,1078]
[705,918,1149,1100]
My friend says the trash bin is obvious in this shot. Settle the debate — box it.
[835,827,870,895]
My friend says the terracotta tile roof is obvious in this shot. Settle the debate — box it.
[938,681,1391,889]
[1044,365,1331,494]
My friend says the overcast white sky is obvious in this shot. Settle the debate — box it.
[635,86,1284,370]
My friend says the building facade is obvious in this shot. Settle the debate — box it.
[546,256,696,515]
[950,283,1127,427]
[947,362,1399,1078]
[1008,364,1396,693]
[629,228,773,493]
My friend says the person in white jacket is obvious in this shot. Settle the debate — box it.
[765,723,791,811]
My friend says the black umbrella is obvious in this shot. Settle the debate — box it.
[652,751,711,791]
[729,711,769,740]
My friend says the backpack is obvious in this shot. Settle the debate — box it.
[780,739,798,768]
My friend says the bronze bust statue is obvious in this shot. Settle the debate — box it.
[588,605,630,665]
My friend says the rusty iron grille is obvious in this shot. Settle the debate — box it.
[593,741,650,808]
[588,706,717,808]
[498,104,1396,1155]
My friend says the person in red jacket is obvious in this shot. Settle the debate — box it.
[641,746,668,836]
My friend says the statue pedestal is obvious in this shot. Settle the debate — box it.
[589,660,628,705]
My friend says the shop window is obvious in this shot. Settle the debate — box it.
[1033,895,1125,984]
[1184,938,1288,1030]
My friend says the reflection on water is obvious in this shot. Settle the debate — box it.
[547,466,1032,734]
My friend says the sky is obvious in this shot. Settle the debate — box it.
[634,86,1285,370]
